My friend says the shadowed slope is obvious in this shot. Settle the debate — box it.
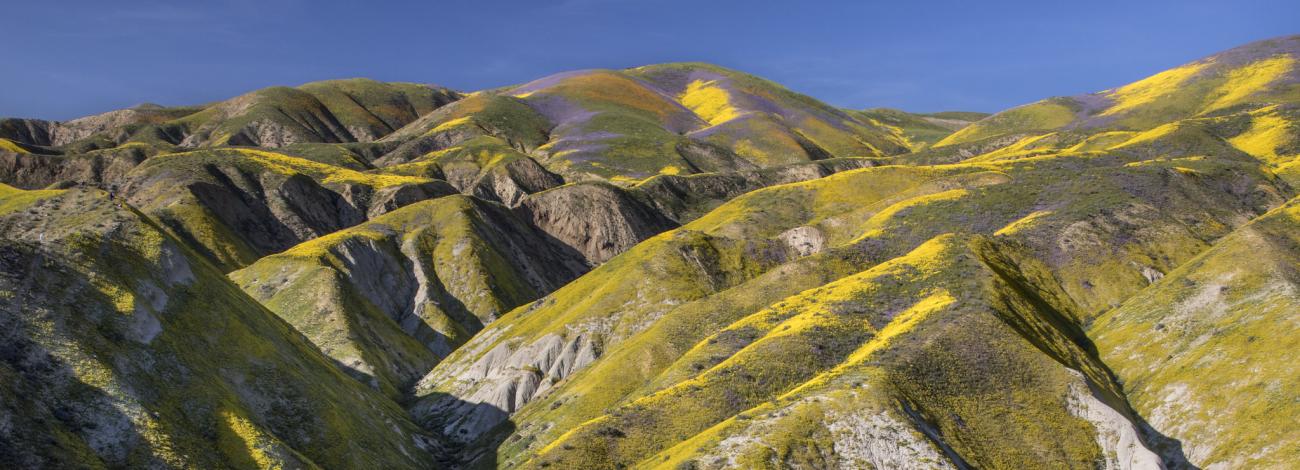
[122,148,458,271]
[230,195,587,399]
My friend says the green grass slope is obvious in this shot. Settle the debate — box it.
[3,36,1298,470]
[123,147,456,270]
[0,187,437,468]
[161,79,459,148]
[531,235,1159,469]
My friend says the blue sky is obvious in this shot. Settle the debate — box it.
[4,0,1297,120]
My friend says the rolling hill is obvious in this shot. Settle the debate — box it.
[2,35,1299,469]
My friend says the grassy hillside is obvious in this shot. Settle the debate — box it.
[415,138,1286,466]
[0,186,439,468]
[3,35,1298,470]
[122,147,456,270]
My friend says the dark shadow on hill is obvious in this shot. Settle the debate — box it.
[0,242,157,467]
[414,392,515,470]
[974,240,1197,469]
[0,320,157,467]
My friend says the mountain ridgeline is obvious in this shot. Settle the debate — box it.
[2,34,1299,469]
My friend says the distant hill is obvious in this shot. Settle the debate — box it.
[937,34,1300,147]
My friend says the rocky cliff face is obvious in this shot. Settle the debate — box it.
[0,146,153,190]
[0,118,58,147]
[516,182,677,264]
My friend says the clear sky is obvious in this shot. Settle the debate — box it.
[4,0,1297,120]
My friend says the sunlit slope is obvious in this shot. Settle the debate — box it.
[536,235,1165,469]
[376,93,554,165]
[1091,196,1300,468]
[414,139,1288,466]
[938,34,1300,148]
[629,63,911,165]
[902,99,1300,195]
[0,187,437,468]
